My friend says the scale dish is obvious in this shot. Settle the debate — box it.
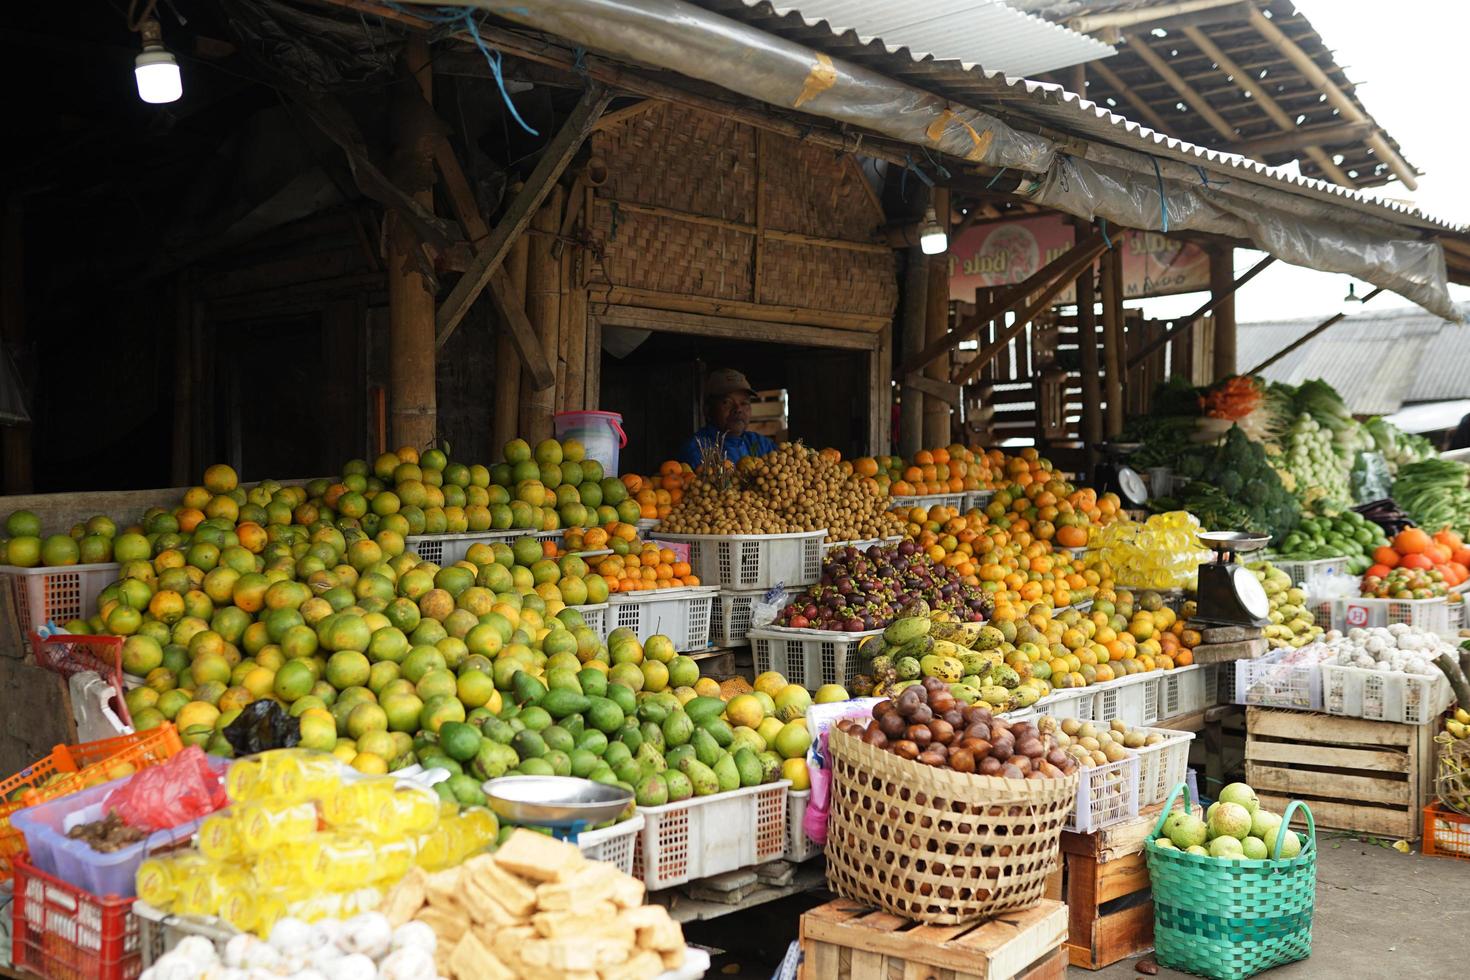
[483,775,633,827]
[1198,530,1270,554]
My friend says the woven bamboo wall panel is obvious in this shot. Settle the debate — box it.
[590,206,754,302]
[761,239,898,316]
[760,136,882,243]
[593,104,756,223]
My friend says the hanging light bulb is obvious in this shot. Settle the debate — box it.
[918,206,948,255]
[135,18,182,104]
[1343,281,1361,303]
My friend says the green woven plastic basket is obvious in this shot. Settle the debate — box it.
[1143,783,1316,980]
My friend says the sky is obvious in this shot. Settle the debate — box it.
[1135,0,1470,324]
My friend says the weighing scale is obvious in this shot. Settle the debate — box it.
[1193,530,1272,627]
[483,775,634,842]
[1093,442,1149,510]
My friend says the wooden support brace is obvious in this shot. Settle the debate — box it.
[435,82,610,349]
[1247,287,1384,375]
[487,268,556,390]
[905,374,962,408]
[1124,33,1237,142]
[1125,254,1275,371]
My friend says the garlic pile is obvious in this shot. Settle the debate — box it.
[141,913,440,980]
[1320,624,1456,675]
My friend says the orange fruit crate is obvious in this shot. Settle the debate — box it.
[1422,800,1470,861]
[0,723,182,882]
[12,854,141,980]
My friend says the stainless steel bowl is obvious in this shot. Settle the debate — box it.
[1198,530,1271,553]
[482,775,633,827]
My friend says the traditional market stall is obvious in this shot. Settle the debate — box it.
[5,1,1470,979]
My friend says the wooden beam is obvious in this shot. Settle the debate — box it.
[1126,254,1273,371]
[1247,287,1384,375]
[1124,33,1237,142]
[602,286,887,332]
[952,241,1106,387]
[487,268,556,390]
[1069,0,1243,32]
[435,83,610,350]
[906,374,962,408]
[1089,61,1172,133]
[521,185,563,441]
[591,99,662,131]
[924,187,952,445]
[432,135,490,244]
[1101,248,1124,437]
[1075,241,1102,457]
[898,229,1106,377]
[1227,121,1375,160]
[492,232,528,453]
[591,199,890,254]
[1181,26,1352,186]
[1246,7,1417,190]
[1210,247,1237,381]
[596,305,879,351]
[869,322,893,454]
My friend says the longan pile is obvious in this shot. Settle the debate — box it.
[658,444,906,540]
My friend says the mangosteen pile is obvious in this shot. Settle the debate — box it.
[776,541,991,630]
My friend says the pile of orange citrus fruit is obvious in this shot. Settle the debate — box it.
[588,543,702,593]
[619,462,695,520]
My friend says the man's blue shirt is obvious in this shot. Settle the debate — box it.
[677,426,777,467]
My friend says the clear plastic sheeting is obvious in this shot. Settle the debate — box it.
[1023,155,1458,321]
[437,0,1055,172]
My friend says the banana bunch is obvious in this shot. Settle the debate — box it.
[1446,707,1470,740]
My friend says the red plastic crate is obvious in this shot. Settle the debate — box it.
[1422,801,1470,861]
[0,724,182,883]
[31,634,131,726]
[12,855,142,980]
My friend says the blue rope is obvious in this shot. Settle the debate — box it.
[1100,218,1114,250]
[985,166,1009,189]
[1151,156,1169,233]
[921,147,952,181]
[573,46,588,75]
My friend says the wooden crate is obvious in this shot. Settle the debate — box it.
[1056,801,1196,970]
[799,898,1067,980]
[1245,707,1436,839]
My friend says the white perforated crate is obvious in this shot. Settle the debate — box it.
[1132,728,1195,805]
[1065,753,1140,834]
[576,813,644,873]
[1032,686,1098,722]
[1262,554,1351,586]
[654,531,826,590]
[963,490,995,513]
[748,625,880,690]
[710,589,764,647]
[785,789,819,862]
[635,517,660,535]
[1319,662,1453,724]
[607,586,717,652]
[1314,595,1454,633]
[631,781,790,889]
[1232,648,1329,711]
[0,563,121,642]
[1092,672,1159,727]
[822,536,903,554]
[405,530,563,566]
[1157,664,1211,720]
[568,602,608,636]
[888,493,966,513]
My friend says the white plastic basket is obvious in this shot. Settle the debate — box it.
[785,789,819,862]
[635,517,660,535]
[404,530,563,566]
[710,589,764,648]
[631,781,790,889]
[1031,686,1098,722]
[607,586,717,652]
[1263,554,1351,586]
[1091,672,1159,727]
[821,536,902,554]
[963,490,995,513]
[135,901,237,968]
[1132,728,1195,805]
[1232,649,1328,711]
[576,813,644,873]
[1157,664,1211,720]
[1314,595,1453,633]
[1065,753,1140,834]
[1319,662,1453,724]
[654,531,826,590]
[569,602,608,636]
[748,625,881,689]
[0,563,120,639]
[888,493,966,513]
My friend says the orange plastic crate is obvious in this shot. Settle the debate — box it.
[12,854,142,980]
[1422,800,1470,861]
[0,724,182,882]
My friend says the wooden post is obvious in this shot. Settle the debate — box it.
[899,245,929,457]
[521,186,564,443]
[923,187,951,447]
[386,37,437,452]
[1210,247,1236,381]
[562,254,588,413]
[870,321,894,455]
[0,196,31,492]
[1101,247,1125,438]
[1076,257,1102,461]
[492,233,528,454]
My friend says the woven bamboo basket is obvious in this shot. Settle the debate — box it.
[824,726,1080,925]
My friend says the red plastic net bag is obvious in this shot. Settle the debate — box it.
[103,746,228,830]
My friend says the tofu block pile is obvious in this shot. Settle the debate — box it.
[382,829,686,979]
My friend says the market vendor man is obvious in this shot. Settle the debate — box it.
[677,368,777,466]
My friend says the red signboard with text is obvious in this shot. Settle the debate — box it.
[947,215,1209,304]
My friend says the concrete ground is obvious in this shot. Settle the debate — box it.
[684,833,1470,978]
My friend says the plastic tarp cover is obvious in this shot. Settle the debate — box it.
[1023,155,1458,320]
[449,0,1054,172]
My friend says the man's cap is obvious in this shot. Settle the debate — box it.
[706,368,756,399]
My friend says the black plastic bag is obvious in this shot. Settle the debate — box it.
[223,700,301,756]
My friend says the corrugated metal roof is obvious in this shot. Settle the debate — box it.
[1238,302,1470,415]
[740,0,1115,77]
[691,0,1467,234]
